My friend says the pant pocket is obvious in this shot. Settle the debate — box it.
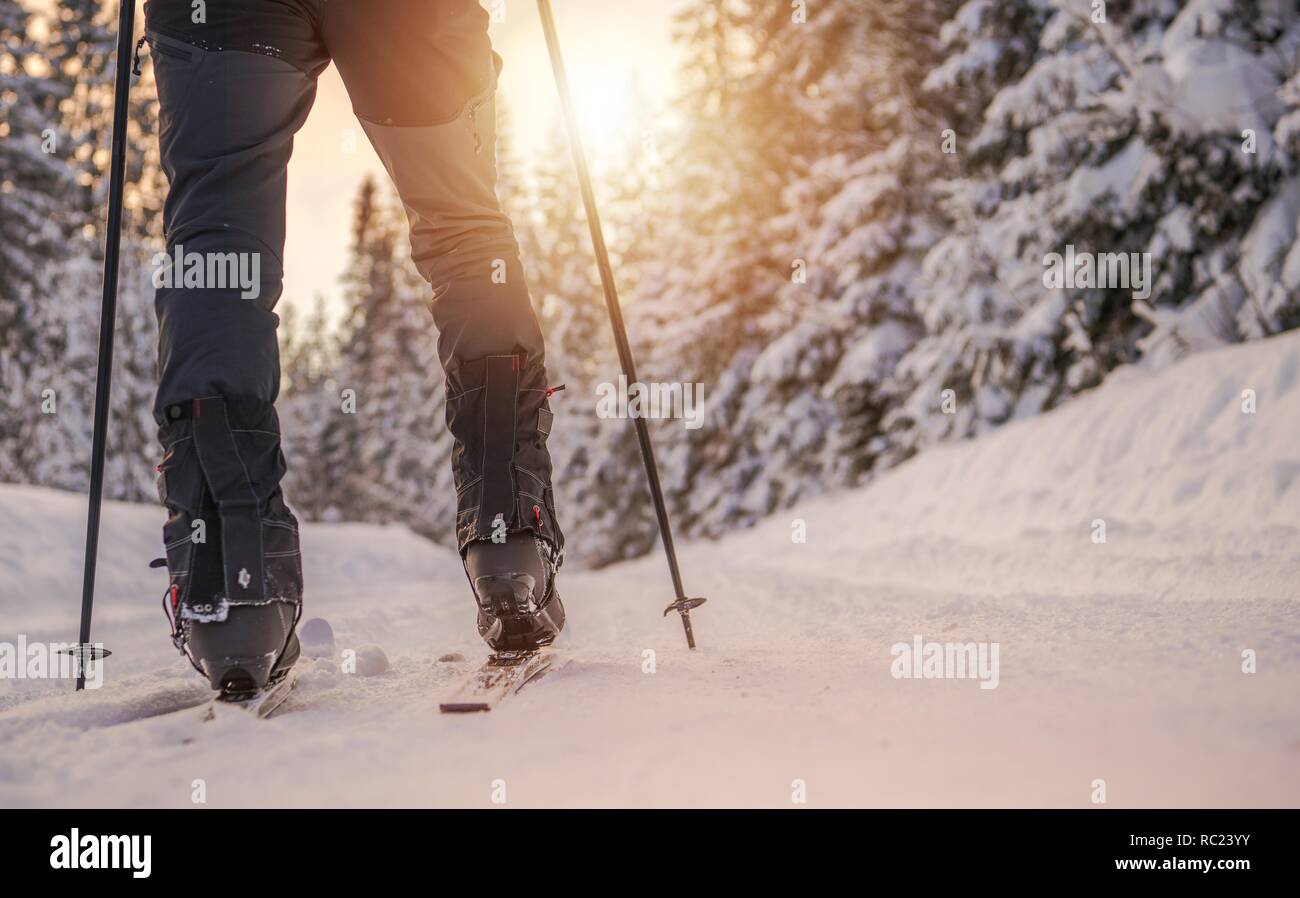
[148,29,204,128]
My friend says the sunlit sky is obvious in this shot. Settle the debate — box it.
[282,0,685,323]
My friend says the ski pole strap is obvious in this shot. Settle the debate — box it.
[132,35,146,76]
[189,397,266,601]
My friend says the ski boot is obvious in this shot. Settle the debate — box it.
[464,531,565,652]
[185,604,301,696]
[155,397,304,698]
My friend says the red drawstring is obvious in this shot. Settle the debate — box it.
[546,383,566,397]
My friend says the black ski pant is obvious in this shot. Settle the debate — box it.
[147,0,563,631]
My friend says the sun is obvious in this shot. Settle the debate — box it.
[567,68,651,159]
[486,5,680,173]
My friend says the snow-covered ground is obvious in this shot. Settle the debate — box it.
[2,333,1298,808]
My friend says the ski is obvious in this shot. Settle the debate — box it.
[439,650,558,713]
[201,673,298,721]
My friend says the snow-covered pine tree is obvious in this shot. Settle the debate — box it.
[280,295,342,519]
[884,0,1057,454]
[296,176,447,537]
[1247,62,1300,332]
[1170,0,1300,342]
[575,0,957,551]
[10,0,163,501]
[308,176,396,521]
[889,0,1300,457]
[583,0,794,554]
[359,228,447,541]
[761,0,961,487]
[0,0,73,480]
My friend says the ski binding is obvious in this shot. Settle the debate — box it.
[201,672,298,721]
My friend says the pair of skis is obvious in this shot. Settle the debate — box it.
[201,650,557,720]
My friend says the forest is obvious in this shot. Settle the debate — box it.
[3,0,1298,567]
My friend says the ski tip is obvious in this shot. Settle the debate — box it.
[440,701,492,713]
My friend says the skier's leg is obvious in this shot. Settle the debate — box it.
[146,1,328,690]
[322,0,565,650]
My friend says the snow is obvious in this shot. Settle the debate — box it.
[1060,138,1161,222]
[2,332,1299,808]
[1240,176,1300,311]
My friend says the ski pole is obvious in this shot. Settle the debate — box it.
[536,0,706,649]
[69,0,136,689]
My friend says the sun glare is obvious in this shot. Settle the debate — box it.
[566,67,652,160]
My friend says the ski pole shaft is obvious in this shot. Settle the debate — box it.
[536,0,702,649]
[75,0,135,690]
